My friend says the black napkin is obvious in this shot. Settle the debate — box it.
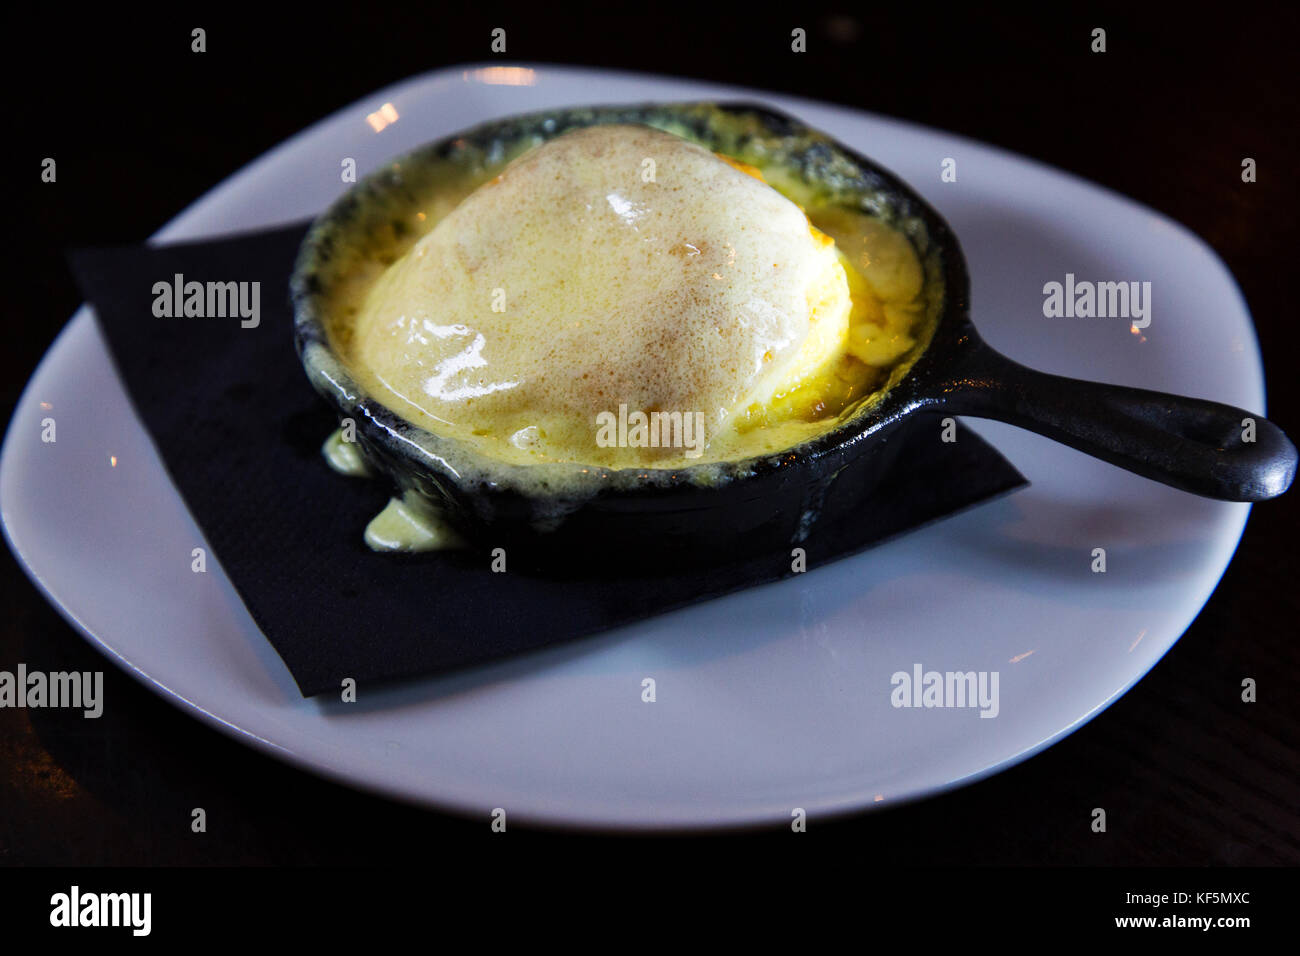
[68,223,1027,697]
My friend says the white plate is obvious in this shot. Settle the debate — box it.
[1,64,1262,829]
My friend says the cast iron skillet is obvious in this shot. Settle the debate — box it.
[292,102,1295,568]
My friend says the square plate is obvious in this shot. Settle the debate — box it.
[0,63,1260,828]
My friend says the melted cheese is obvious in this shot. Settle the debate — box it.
[342,123,925,469]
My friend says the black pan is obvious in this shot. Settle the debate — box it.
[292,102,1295,569]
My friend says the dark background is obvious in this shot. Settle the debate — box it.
[2,6,1296,863]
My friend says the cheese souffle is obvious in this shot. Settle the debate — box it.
[335,123,926,471]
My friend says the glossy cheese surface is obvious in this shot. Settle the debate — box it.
[341,124,925,469]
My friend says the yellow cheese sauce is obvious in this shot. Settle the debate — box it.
[328,124,931,472]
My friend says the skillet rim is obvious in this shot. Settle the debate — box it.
[290,100,975,500]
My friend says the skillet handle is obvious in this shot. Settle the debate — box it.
[934,340,1296,501]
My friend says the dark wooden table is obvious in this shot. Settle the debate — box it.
[3,8,1296,863]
